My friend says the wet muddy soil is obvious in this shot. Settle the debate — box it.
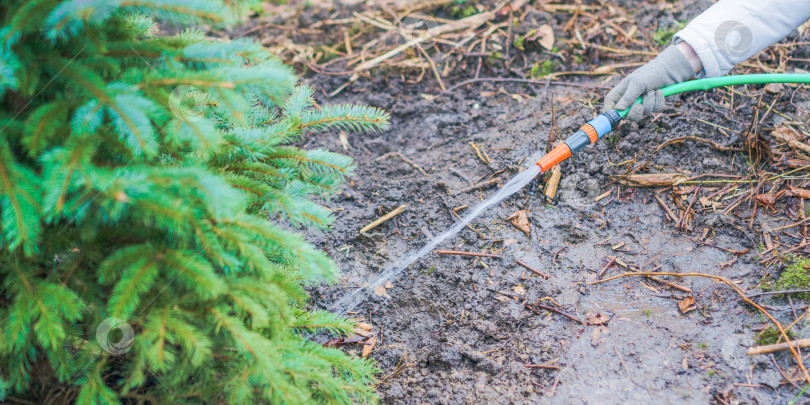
[298,74,810,404]
[240,0,810,403]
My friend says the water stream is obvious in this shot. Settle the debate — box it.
[330,157,544,313]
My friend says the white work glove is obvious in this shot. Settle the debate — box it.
[603,45,696,121]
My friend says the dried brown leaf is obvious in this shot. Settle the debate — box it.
[507,210,531,235]
[772,125,804,142]
[497,0,527,15]
[373,285,390,298]
[770,125,810,159]
[699,196,723,211]
[756,193,777,208]
[535,24,554,50]
[786,186,810,199]
[718,256,738,270]
[613,173,688,187]
[585,312,610,325]
[764,82,785,93]
[678,296,696,314]
[787,197,801,220]
[593,65,615,75]
[362,335,377,358]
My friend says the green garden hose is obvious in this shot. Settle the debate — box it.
[536,73,810,171]
[619,73,810,117]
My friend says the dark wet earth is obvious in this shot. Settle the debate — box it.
[300,74,810,404]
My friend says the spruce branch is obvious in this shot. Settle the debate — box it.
[300,104,390,133]
[0,1,386,402]
[291,309,356,336]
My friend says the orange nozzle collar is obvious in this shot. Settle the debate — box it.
[536,143,571,172]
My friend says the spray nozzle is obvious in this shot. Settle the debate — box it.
[536,110,622,172]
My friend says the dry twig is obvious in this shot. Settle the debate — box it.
[524,302,583,324]
[360,205,407,234]
[376,152,429,177]
[435,250,503,258]
[747,339,810,356]
[655,136,743,152]
[516,259,550,279]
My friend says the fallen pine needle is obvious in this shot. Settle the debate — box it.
[654,195,678,222]
[744,289,810,299]
[444,77,611,92]
[655,136,742,152]
[469,142,490,165]
[376,152,428,177]
[630,268,692,293]
[452,178,500,195]
[598,256,617,278]
[525,358,560,370]
[681,234,748,255]
[353,3,503,72]
[766,218,810,233]
[435,249,503,258]
[516,259,550,279]
[589,271,810,386]
[524,302,583,324]
[594,189,612,202]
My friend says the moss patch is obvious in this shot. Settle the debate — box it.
[755,326,796,346]
[653,20,687,47]
[529,60,556,78]
[769,257,810,298]
[446,1,478,18]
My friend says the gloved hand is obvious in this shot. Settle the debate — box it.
[603,45,696,121]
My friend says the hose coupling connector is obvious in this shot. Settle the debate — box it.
[535,110,622,172]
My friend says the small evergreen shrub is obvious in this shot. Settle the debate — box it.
[0,1,388,403]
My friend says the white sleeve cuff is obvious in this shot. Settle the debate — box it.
[674,29,725,78]
[672,0,810,78]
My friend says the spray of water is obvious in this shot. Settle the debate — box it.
[330,158,543,313]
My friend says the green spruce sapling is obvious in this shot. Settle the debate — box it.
[0,0,388,403]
